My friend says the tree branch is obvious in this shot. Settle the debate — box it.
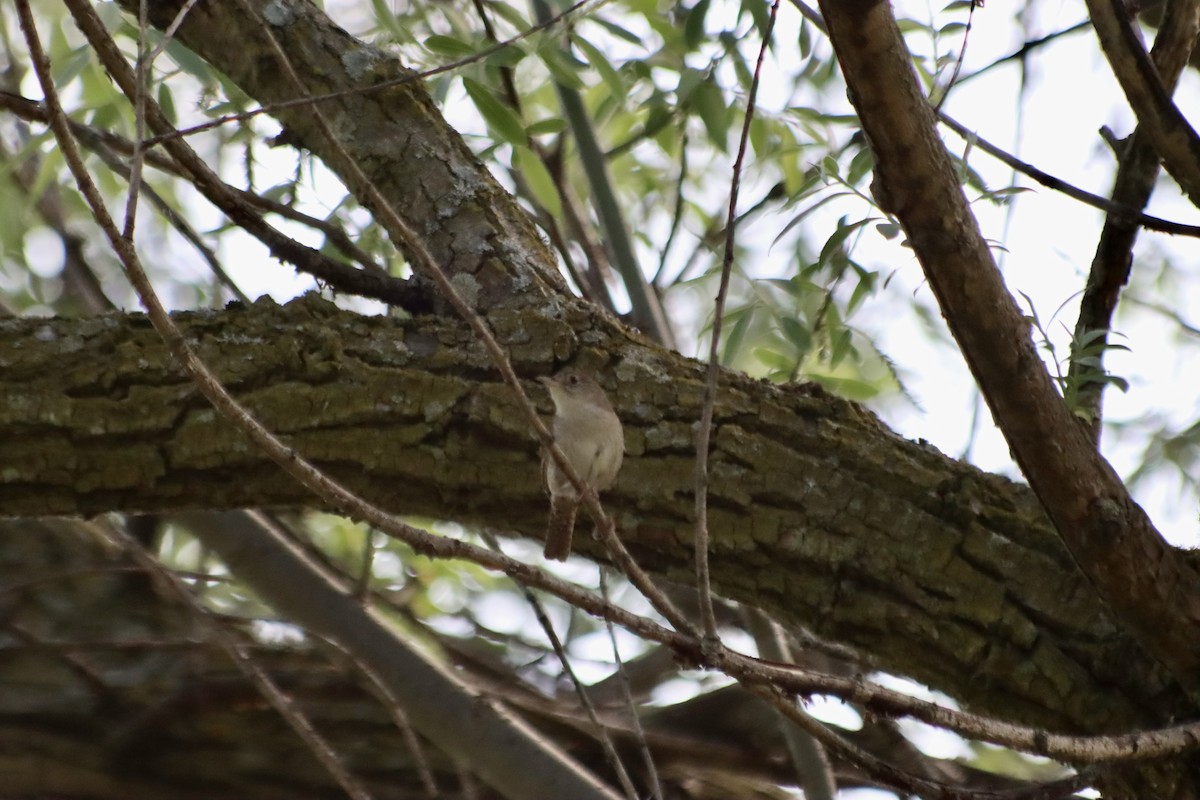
[181,511,624,800]
[1070,0,1200,441]
[0,296,1190,746]
[815,0,1200,701]
[1085,0,1200,204]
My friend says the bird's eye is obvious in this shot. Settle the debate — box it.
[567,374,580,385]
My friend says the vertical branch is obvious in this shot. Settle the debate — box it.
[530,0,676,348]
[694,0,781,642]
[1069,0,1200,442]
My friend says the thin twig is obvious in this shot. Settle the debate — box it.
[749,682,1099,800]
[481,532,641,800]
[35,0,1200,774]
[101,523,376,798]
[694,0,781,642]
[0,89,389,273]
[598,566,664,800]
[1068,0,1200,442]
[652,125,689,288]
[122,0,148,241]
[90,143,251,303]
[938,111,1200,237]
[931,0,978,113]
[743,609,835,800]
[19,10,374,794]
[785,1,1200,237]
[953,21,1092,87]
[54,0,692,709]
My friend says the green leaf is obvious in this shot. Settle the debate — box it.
[846,147,874,186]
[817,217,874,269]
[573,36,624,100]
[691,77,730,151]
[741,0,769,35]
[513,145,562,218]
[684,0,712,49]
[485,44,527,69]
[754,346,795,372]
[488,3,531,29]
[425,35,477,57]
[462,77,527,145]
[876,222,902,239]
[809,374,880,401]
[164,40,217,85]
[589,17,644,46]
[526,118,567,136]
[157,83,177,126]
[538,45,586,91]
[722,306,754,365]
[780,317,813,356]
[51,47,92,89]
[799,17,813,58]
[370,0,414,43]
[829,328,855,369]
[846,265,878,315]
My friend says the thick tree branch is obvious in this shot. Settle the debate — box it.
[816,0,1200,704]
[0,296,1192,746]
[115,0,566,314]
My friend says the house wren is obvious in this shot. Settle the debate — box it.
[539,369,624,561]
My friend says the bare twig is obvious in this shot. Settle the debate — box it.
[694,0,781,642]
[480,532,641,800]
[817,0,1200,695]
[938,112,1200,237]
[743,609,835,800]
[749,682,1099,800]
[102,525,376,799]
[598,566,663,800]
[784,3,1200,239]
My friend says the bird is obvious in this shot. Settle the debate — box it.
[539,369,625,561]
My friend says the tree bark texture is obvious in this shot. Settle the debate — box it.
[0,297,1191,744]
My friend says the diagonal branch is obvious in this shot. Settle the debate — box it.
[815,0,1200,696]
[1069,0,1200,442]
[181,511,625,800]
[1085,0,1200,205]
